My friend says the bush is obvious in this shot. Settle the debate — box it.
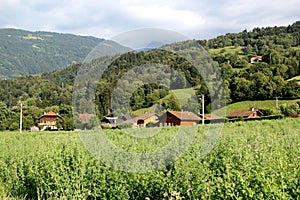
[146,122,156,127]
[280,103,300,117]
[9,122,19,131]
[117,123,132,129]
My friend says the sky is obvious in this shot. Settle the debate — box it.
[0,0,299,40]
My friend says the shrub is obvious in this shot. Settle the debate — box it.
[117,123,132,129]
[280,103,300,117]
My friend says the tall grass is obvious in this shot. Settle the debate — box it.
[0,118,299,199]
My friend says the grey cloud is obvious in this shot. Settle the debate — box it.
[0,0,299,39]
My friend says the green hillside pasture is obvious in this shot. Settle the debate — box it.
[170,88,196,106]
[0,118,299,199]
[221,99,300,115]
[209,46,244,56]
[287,75,300,85]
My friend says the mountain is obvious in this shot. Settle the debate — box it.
[0,22,299,121]
[0,29,128,79]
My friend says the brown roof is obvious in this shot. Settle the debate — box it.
[44,111,59,116]
[135,113,158,120]
[227,110,262,118]
[79,114,95,124]
[168,111,201,121]
[121,113,158,124]
[200,114,220,119]
[39,111,62,119]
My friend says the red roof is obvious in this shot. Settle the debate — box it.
[168,111,201,121]
[79,114,95,124]
[39,111,62,119]
[43,111,60,116]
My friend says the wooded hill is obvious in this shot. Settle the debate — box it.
[0,22,300,130]
[0,29,104,78]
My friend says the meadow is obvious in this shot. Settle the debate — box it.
[0,118,299,199]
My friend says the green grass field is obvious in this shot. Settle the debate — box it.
[208,46,244,56]
[169,88,196,105]
[132,85,299,116]
[0,118,299,199]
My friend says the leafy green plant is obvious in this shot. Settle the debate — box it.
[0,117,299,199]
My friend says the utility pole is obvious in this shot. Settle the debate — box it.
[202,94,205,125]
[199,94,205,125]
[20,102,23,134]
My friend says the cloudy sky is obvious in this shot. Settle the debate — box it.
[0,0,299,40]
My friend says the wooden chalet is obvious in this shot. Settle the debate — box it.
[159,111,201,126]
[38,111,62,130]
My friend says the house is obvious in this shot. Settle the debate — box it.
[227,109,263,119]
[159,111,201,126]
[79,114,95,124]
[119,113,159,128]
[38,111,62,130]
[250,56,262,64]
[133,113,159,128]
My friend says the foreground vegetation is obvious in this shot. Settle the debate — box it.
[0,118,299,199]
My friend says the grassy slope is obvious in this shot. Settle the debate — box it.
[169,88,196,105]
[132,98,300,117]
[287,75,300,85]
[208,46,244,55]
[223,99,300,115]
[132,83,300,116]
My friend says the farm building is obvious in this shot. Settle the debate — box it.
[250,55,262,63]
[227,109,263,119]
[38,111,62,130]
[79,114,95,124]
[101,114,159,128]
[133,113,159,128]
[159,111,201,126]
[119,113,159,128]
[101,116,121,128]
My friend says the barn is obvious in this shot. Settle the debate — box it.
[159,111,201,126]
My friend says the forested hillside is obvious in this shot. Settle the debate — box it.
[0,29,104,78]
[0,22,300,130]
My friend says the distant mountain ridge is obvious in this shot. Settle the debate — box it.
[0,28,106,78]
